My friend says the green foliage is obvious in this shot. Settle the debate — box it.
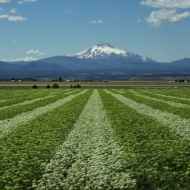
[121,90,190,119]
[46,84,51,88]
[0,90,92,189]
[72,84,81,88]
[99,89,190,190]
[77,84,81,88]
[0,91,69,120]
[52,84,59,88]
[0,90,47,107]
[34,90,136,189]
[32,85,38,89]
[1,88,190,189]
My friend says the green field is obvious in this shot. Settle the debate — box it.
[0,88,190,189]
[0,81,190,89]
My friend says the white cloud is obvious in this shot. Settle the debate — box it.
[141,0,190,9]
[17,0,37,4]
[12,39,17,43]
[140,0,190,26]
[90,20,105,24]
[21,56,37,61]
[1,57,37,62]
[17,1,23,4]
[24,0,37,2]
[26,49,46,55]
[64,9,74,14]
[146,9,190,26]
[0,7,6,13]
[0,14,27,21]
[0,0,10,3]
[10,8,17,14]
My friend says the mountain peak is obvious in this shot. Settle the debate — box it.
[71,42,155,62]
[72,42,127,59]
[94,41,113,48]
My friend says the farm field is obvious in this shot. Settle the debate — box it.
[0,88,190,189]
[0,81,190,89]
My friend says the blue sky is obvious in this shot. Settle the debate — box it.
[0,0,190,62]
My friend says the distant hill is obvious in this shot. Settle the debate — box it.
[21,62,70,70]
[169,58,190,67]
[1,42,190,78]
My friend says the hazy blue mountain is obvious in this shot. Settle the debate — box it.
[1,43,190,78]
[20,62,70,70]
[169,58,190,67]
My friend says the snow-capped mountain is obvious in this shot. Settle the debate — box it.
[2,41,190,78]
[71,42,155,62]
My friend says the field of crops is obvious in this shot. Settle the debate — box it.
[0,88,190,190]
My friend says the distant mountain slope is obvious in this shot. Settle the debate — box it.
[1,42,190,78]
[0,61,10,70]
[169,58,190,66]
[21,62,70,70]
[0,61,19,70]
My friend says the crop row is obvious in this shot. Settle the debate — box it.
[142,88,190,98]
[1,88,190,189]
[127,89,190,106]
[33,89,136,190]
[112,89,125,94]
[0,90,53,107]
[0,89,41,100]
[133,88,190,98]
[0,89,87,137]
[100,89,190,189]
[117,89,190,120]
[0,89,73,107]
[139,89,190,103]
[0,89,81,121]
[0,89,78,111]
[0,94,55,110]
[106,89,190,140]
[0,89,92,190]
[128,91,190,109]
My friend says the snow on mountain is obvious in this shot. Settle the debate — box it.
[72,42,126,59]
[71,42,155,62]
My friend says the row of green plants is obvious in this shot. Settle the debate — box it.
[0,90,82,121]
[118,90,190,119]
[144,88,190,99]
[0,90,92,190]
[99,89,190,189]
[0,90,87,137]
[129,91,190,109]
[33,90,136,190]
[0,90,50,108]
[108,89,190,140]
[0,95,55,111]
[0,89,38,100]
[137,89,190,105]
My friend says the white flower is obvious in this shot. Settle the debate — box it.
[34,90,136,189]
[0,89,88,137]
[104,89,190,140]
